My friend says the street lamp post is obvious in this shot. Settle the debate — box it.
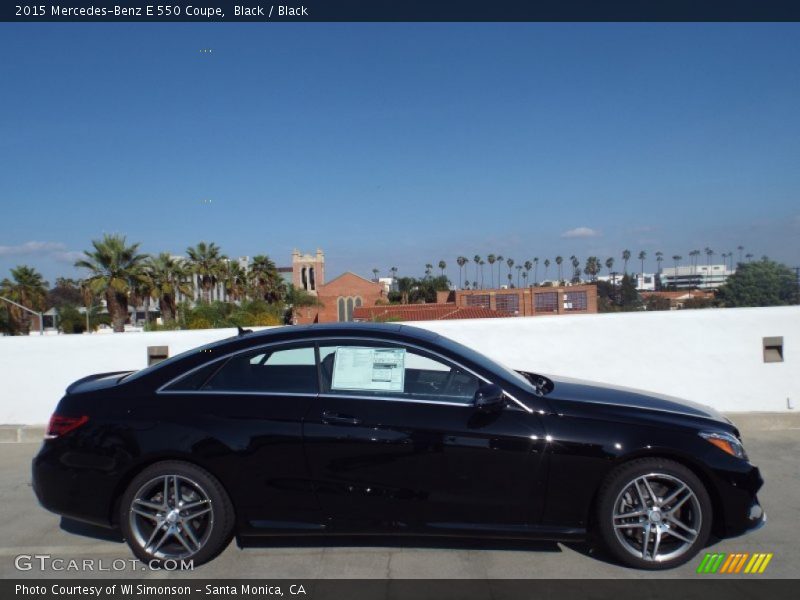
[0,296,44,336]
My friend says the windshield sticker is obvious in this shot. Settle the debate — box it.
[331,347,405,392]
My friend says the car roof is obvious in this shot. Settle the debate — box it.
[245,322,442,343]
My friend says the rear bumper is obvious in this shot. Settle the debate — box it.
[32,443,118,529]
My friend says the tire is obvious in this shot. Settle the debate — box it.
[119,460,234,568]
[596,457,712,570]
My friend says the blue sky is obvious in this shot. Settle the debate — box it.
[1,23,799,284]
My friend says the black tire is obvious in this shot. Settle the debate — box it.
[119,460,234,568]
[596,457,712,570]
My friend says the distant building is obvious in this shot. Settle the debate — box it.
[348,284,598,323]
[293,272,387,324]
[288,249,325,295]
[659,264,733,290]
[641,290,715,310]
[633,273,657,292]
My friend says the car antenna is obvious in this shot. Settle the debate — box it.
[237,326,253,336]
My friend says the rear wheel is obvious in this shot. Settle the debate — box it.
[596,458,712,569]
[119,461,234,567]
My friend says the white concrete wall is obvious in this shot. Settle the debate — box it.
[1,306,797,424]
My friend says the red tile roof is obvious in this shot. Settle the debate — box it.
[353,303,512,322]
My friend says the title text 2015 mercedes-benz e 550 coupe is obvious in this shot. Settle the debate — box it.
[33,323,764,569]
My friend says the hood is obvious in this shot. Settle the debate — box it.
[548,375,728,423]
[66,371,132,395]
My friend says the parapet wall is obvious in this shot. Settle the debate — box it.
[0,306,796,424]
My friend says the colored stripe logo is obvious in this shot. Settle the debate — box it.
[696,552,773,574]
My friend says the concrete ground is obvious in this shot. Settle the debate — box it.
[1,427,797,580]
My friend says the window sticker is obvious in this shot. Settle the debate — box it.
[331,347,406,392]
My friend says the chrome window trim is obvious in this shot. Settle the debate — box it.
[156,335,533,413]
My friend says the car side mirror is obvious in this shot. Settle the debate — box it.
[473,383,506,412]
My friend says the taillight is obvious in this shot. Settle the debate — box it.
[45,415,89,439]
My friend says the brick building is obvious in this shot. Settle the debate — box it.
[293,272,387,324]
[453,284,598,316]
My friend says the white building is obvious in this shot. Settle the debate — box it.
[633,273,657,292]
[659,264,733,290]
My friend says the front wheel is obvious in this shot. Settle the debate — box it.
[119,461,234,567]
[596,458,712,569]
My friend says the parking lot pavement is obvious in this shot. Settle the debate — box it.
[3,428,797,580]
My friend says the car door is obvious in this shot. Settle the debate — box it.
[159,342,323,532]
[303,339,546,534]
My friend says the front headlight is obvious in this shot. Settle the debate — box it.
[700,431,748,460]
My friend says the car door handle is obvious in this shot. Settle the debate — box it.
[322,410,362,426]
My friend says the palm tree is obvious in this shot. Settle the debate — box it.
[672,255,682,284]
[584,256,601,282]
[704,247,714,286]
[456,257,467,289]
[655,251,664,273]
[689,249,700,275]
[479,260,486,288]
[523,260,533,287]
[745,253,754,262]
[223,260,249,303]
[251,255,285,303]
[0,265,48,334]
[605,258,615,285]
[638,251,646,278]
[555,256,563,283]
[390,266,398,280]
[515,265,523,287]
[473,255,481,288]
[186,241,225,303]
[737,245,744,264]
[571,256,580,283]
[543,259,550,282]
[622,249,631,274]
[372,268,379,281]
[438,260,446,277]
[144,253,191,324]
[496,255,504,288]
[487,254,496,288]
[506,258,514,284]
[425,263,433,279]
[533,257,539,285]
[75,234,147,332]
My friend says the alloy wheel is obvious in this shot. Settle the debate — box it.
[612,472,702,563]
[128,474,214,560]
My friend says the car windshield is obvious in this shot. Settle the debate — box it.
[434,335,540,396]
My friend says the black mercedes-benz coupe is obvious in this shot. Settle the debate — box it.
[33,323,764,569]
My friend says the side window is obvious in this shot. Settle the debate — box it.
[319,343,480,404]
[201,345,318,394]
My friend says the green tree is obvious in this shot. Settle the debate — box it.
[0,265,49,334]
[622,249,631,274]
[438,260,446,277]
[250,254,285,303]
[47,277,83,309]
[75,235,147,332]
[456,256,467,289]
[186,241,225,303]
[645,295,671,311]
[618,274,643,311]
[717,260,799,307]
[583,256,601,282]
[144,253,191,324]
